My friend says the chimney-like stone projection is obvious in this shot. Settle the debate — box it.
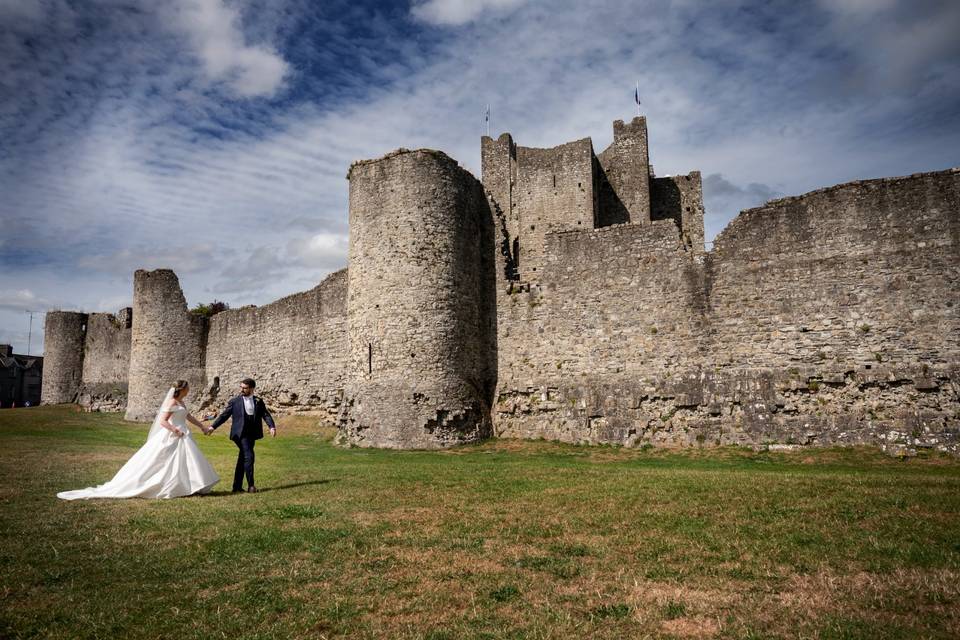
[338,149,497,448]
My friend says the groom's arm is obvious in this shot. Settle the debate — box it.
[261,400,277,432]
[209,398,235,430]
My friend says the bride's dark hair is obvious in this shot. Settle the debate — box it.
[172,379,189,399]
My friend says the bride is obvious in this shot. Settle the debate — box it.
[58,380,219,500]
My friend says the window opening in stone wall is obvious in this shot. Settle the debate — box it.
[367,343,372,375]
[552,175,556,188]
[513,238,520,269]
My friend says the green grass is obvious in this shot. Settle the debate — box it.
[2,405,959,639]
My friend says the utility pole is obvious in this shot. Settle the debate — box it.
[25,310,35,356]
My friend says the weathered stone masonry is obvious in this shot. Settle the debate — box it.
[491,156,960,454]
[124,268,347,422]
[41,311,88,405]
[41,309,131,410]
[204,269,347,423]
[126,269,207,421]
[41,115,960,453]
[339,150,497,448]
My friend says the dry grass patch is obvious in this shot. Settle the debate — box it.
[660,615,721,638]
[273,412,334,437]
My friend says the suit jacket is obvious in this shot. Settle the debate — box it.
[210,395,276,441]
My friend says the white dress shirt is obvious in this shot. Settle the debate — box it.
[242,395,255,416]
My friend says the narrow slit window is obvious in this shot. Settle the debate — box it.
[367,343,372,374]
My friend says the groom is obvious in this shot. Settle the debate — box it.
[207,378,276,493]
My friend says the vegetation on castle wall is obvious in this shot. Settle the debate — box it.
[190,300,230,318]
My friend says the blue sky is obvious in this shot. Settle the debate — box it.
[1,0,959,354]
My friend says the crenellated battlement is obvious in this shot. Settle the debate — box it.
[483,117,704,282]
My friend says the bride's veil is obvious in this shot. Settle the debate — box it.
[147,387,177,440]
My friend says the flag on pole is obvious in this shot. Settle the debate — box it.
[635,81,641,116]
[485,104,490,137]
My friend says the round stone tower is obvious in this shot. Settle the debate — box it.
[41,311,88,404]
[125,269,208,421]
[339,149,497,449]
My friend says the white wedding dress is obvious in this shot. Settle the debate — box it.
[57,400,219,500]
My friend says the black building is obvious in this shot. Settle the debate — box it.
[0,345,43,408]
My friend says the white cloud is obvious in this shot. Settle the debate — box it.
[303,232,349,258]
[77,244,219,276]
[411,0,529,25]
[0,289,55,313]
[164,0,289,97]
[96,295,133,313]
[822,0,898,15]
[0,0,45,25]
[1,0,958,322]
[816,0,960,89]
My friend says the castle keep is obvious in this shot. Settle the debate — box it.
[42,117,960,453]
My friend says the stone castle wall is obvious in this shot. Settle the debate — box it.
[203,269,348,421]
[125,269,208,421]
[41,311,88,404]
[81,311,132,386]
[77,310,132,411]
[38,117,959,455]
[706,170,960,368]
[339,149,497,448]
[494,220,707,442]
[491,168,960,453]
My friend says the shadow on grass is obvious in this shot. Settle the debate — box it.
[262,479,336,493]
[204,479,335,497]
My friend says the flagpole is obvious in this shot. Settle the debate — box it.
[636,80,640,117]
[485,104,490,137]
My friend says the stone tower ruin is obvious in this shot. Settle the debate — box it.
[339,149,497,448]
[40,311,88,404]
[126,269,208,421]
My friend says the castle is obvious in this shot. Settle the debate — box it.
[42,117,960,454]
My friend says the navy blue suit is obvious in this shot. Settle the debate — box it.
[210,395,276,491]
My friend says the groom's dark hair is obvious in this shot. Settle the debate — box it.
[241,378,256,388]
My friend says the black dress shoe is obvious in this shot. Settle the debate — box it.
[232,488,244,493]
[247,486,258,493]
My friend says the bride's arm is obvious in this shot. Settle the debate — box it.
[158,405,184,437]
[186,411,209,432]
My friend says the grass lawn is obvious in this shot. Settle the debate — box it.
[1,405,959,639]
